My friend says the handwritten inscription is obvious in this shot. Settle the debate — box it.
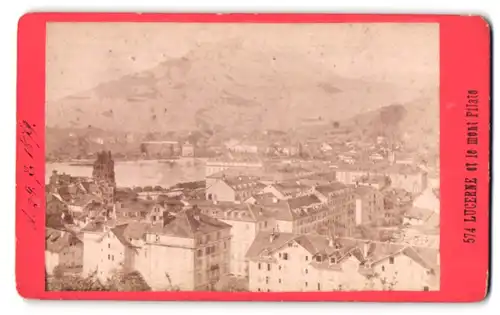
[463,90,480,244]
[19,120,40,230]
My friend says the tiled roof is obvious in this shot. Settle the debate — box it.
[246,232,439,276]
[111,222,149,248]
[272,181,312,196]
[148,208,231,238]
[45,228,82,253]
[314,182,348,195]
[354,186,378,197]
[70,194,101,207]
[115,199,156,214]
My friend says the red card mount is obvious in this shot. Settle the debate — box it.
[16,13,491,302]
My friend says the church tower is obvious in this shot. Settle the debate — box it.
[92,151,116,210]
[92,150,116,186]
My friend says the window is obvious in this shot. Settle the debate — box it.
[107,254,110,260]
[316,256,322,263]
[305,282,308,287]
[111,255,114,261]
[197,249,203,257]
[330,258,336,264]
[265,276,269,284]
[267,289,270,292]
[155,235,160,242]
[305,256,309,261]
[317,283,321,291]
[423,286,429,291]
[264,221,268,227]
[282,253,289,260]
[288,242,293,247]
[267,264,271,271]
[389,257,395,264]
[258,288,261,292]
[305,269,308,274]
[258,263,261,270]
[278,265,282,271]
[381,265,385,272]
[278,279,282,284]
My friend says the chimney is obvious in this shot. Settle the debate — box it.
[269,229,277,243]
[192,206,201,220]
[363,241,371,258]
[328,236,334,248]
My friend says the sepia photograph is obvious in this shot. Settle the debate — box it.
[44,22,440,292]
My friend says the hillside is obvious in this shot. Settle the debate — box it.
[46,40,428,135]
[341,93,439,154]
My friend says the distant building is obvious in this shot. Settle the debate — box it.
[353,186,385,226]
[205,153,264,178]
[141,141,180,158]
[45,228,83,275]
[205,175,265,203]
[262,181,313,200]
[181,142,195,157]
[413,187,440,213]
[260,194,331,235]
[312,182,357,237]
[403,207,439,227]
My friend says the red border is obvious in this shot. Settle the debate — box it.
[16,13,491,302]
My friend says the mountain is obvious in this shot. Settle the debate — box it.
[46,40,431,136]
[342,94,439,154]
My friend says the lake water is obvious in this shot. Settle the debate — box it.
[46,159,207,188]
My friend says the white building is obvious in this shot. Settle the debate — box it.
[246,231,440,292]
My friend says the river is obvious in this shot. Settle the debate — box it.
[46,158,207,188]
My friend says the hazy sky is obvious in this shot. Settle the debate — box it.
[46,22,439,102]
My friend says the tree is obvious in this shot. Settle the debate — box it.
[106,270,151,291]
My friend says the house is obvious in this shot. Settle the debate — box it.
[136,207,232,291]
[246,231,439,292]
[381,164,428,195]
[206,175,265,203]
[260,194,331,235]
[45,228,83,275]
[312,183,357,237]
[182,142,195,157]
[262,181,313,200]
[413,187,440,213]
[403,207,439,227]
[356,174,390,190]
[359,242,440,291]
[320,142,333,152]
[354,186,385,226]
[81,220,148,282]
[67,194,102,213]
[112,199,160,220]
[194,201,275,278]
[205,153,263,178]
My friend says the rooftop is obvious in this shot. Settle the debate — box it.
[148,208,232,238]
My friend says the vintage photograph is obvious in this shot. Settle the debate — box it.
[44,22,440,292]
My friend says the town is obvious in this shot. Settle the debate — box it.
[45,136,440,292]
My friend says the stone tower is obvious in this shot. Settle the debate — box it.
[92,150,116,186]
[93,151,116,209]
